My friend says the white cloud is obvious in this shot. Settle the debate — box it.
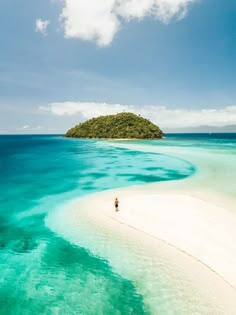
[32,126,43,130]
[20,125,44,131]
[40,102,236,128]
[40,102,128,117]
[115,0,194,22]
[35,19,50,35]
[61,0,119,46]
[60,0,196,46]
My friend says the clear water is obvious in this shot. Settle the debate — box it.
[110,133,236,204]
[0,135,196,315]
[45,133,236,315]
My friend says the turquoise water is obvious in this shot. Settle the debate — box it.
[0,135,195,315]
[111,133,236,203]
[116,133,236,150]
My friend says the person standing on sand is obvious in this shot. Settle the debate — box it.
[114,198,119,212]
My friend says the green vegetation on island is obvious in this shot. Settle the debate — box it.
[65,112,164,139]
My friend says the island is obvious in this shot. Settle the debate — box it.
[65,112,164,139]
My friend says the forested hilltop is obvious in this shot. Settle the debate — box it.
[65,113,163,139]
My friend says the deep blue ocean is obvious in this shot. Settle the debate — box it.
[0,134,235,314]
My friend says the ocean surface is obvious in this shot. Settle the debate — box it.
[0,133,235,314]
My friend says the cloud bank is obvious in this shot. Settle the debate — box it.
[35,19,50,35]
[40,102,236,128]
[60,0,196,46]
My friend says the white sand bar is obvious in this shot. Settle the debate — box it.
[83,188,236,289]
[47,185,236,314]
[46,141,236,313]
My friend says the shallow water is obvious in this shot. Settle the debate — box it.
[45,134,236,315]
[109,133,236,204]
[0,135,195,315]
[1,134,235,314]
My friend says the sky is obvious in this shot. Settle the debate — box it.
[0,0,236,134]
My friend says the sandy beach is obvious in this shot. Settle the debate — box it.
[87,188,236,288]
[45,139,236,314]
[46,183,236,314]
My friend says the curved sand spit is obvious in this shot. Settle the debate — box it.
[46,141,236,314]
[46,185,236,314]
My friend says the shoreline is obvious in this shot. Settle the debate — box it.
[74,186,236,289]
[64,137,164,140]
[45,139,236,313]
[110,190,236,288]
[46,185,236,314]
